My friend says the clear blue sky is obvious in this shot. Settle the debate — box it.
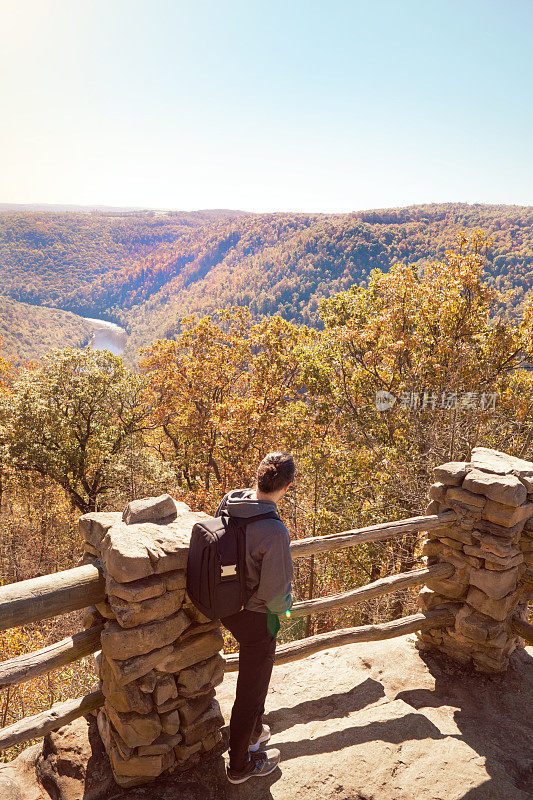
[1,0,531,212]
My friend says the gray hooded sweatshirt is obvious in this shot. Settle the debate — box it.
[215,488,294,615]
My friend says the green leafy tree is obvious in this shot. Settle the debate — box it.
[3,347,155,513]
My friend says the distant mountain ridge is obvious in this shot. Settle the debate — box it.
[0,203,532,363]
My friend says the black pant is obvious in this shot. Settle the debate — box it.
[221,609,276,771]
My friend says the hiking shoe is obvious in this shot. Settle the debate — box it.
[226,748,281,784]
[249,723,271,752]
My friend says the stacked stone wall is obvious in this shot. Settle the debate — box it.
[418,447,532,672]
[79,495,225,788]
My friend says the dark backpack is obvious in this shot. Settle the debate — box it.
[186,510,279,620]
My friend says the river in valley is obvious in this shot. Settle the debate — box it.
[82,316,128,356]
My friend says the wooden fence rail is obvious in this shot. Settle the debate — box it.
[0,691,104,752]
[511,615,533,645]
[289,511,455,559]
[0,512,453,633]
[0,564,453,693]
[0,625,104,690]
[0,564,105,633]
[1,605,529,753]
[289,562,453,618]
[223,607,456,672]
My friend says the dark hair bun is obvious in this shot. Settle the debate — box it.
[256,452,296,494]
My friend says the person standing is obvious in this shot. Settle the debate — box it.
[216,451,295,785]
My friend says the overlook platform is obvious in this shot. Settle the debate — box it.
[1,447,532,797]
[2,634,532,800]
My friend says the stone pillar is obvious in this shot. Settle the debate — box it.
[417,447,533,673]
[79,495,226,788]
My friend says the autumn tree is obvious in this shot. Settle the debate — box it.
[289,231,533,617]
[315,231,532,504]
[3,347,155,513]
[138,307,308,509]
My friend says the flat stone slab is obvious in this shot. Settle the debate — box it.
[464,544,523,568]
[433,462,470,485]
[463,469,527,507]
[106,570,186,604]
[79,512,122,548]
[160,708,181,735]
[474,518,524,540]
[101,510,212,583]
[466,586,518,620]
[482,499,533,528]
[179,689,216,727]
[469,566,519,599]
[107,644,175,685]
[470,446,533,478]
[159,629,225,674]
[176,653,226,698]
[104,703,162,748]
[446,485,486,508]
[180,699,224,746]
[101,610,191,660]
[432,526,475,545]
[100,656,154,714]
[137,732,183,756]
[471,531,520,558]
[110,587,186,629]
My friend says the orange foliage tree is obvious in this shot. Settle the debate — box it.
[138,307,309,510]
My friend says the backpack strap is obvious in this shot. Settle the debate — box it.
[228,510,281,526]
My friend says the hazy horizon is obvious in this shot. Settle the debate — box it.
[1,200,532,216]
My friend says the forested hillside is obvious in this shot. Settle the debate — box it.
[0,208,248,312]
[0,296,93,364]
[1,203,532,363]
